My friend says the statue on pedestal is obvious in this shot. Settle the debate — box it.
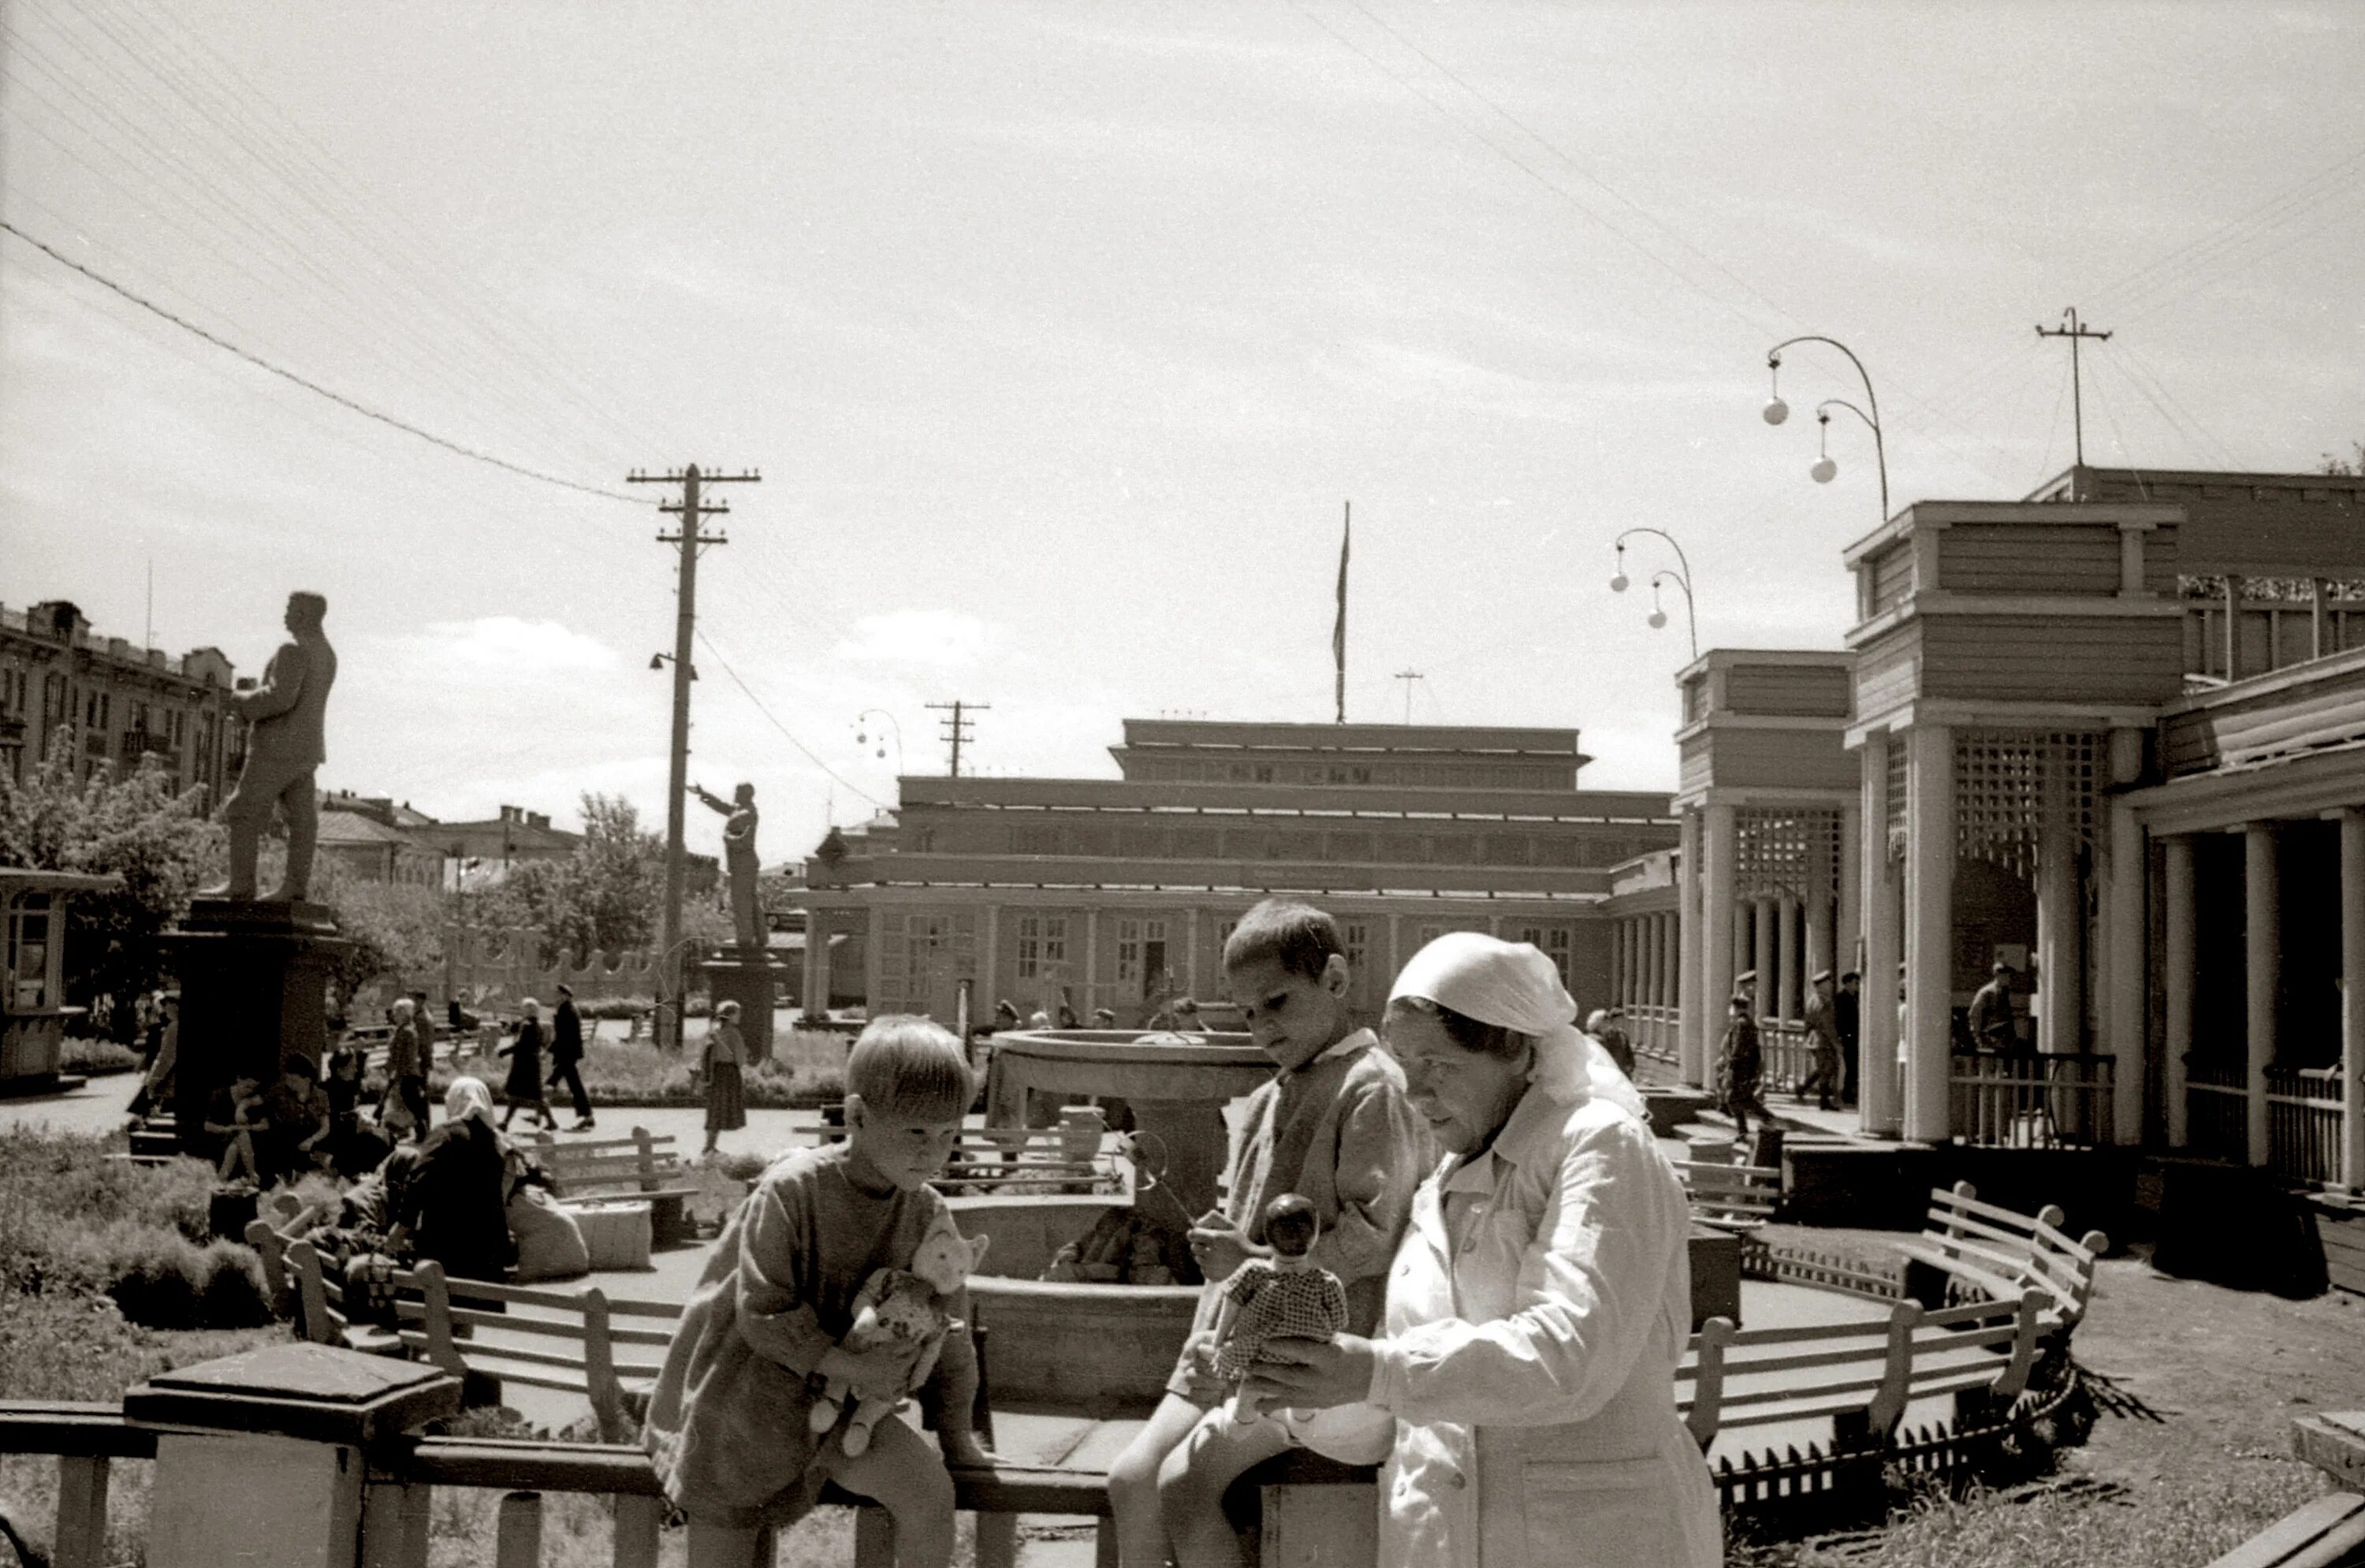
[691,780,764,952]
[211,591,338,903]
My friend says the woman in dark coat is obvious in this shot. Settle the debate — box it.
[497,997,558,1133]
[388,1078,515,1284]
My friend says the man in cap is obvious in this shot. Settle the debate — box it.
[1799,969,1843,1112]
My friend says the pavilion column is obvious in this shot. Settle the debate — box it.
[1701,804,1737,1087]
[2343,810,2365,1190]
[1083,911,1100,1017]
[803,907,830,1021]
[1622,920,1637,1010]
[1805,890,1832,999]
[2244,822,2280,1168]
[2163,836,2195,1148]
[2102,728,2147,1145]
[1838,802,1863,977]
[2035,817,2081,1056]
[1904,724,1956,1143]
[1860,732,1902,1137]
[1772,896,1798,1023]
[1752,896,1777,1022]
[1653,914,1670,1011]
[1660,912,1678,1016]
[1679,808,1708,1086]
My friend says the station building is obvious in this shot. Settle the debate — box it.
[800,719,1677,1027]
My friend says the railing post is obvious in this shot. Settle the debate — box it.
[125,1343,458,1568]
[496,1492,542,1568]
[1865,1298,1924,1440]
[612,1495,662,1568]
[52,1454,110,1568]
[1685,1317,1735,1450]
[359,1480,430,1568]
[632,1126,660,1193]
[411,1261,467,1379]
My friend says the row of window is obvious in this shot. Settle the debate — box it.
[989,822,1640,868]
[966,912,1577,990]
[1130,758,1570,789]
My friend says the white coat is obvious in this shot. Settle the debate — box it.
[1366,1079,1720,1568]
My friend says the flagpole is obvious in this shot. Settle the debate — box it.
[1334,501,1350,724]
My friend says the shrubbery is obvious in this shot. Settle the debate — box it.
[421,1030,847,1106]
[60,1035,143,1075]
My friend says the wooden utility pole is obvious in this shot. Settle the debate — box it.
[2035,307,2113,470]
[927,699,989,777]
[1394,669,1425,724]
[628,462,760,1051]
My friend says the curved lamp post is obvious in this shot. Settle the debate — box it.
[854,709,905,775]
[1764,335,1889,520]
[1609,527,1699,661]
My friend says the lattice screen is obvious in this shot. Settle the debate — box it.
[1734,807,1843,902]
[1951,729,2100,880]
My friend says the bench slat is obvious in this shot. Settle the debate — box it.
[1928,1186,2053,1234]
[447,1306,591,1341]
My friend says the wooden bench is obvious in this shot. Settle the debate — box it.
[525,1127,698,1247]
[1670,1160,1782,1231]
[1676,1287,2049,1452]
[1892,1181,2109,1331]
[784,1106,1124,1195]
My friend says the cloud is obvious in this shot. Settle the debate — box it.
[830,609,1002,669]
[394,617,620,676]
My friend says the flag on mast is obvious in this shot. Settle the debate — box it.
[1332,501,1350,724]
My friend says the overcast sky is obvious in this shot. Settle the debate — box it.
[4,2,2360,862]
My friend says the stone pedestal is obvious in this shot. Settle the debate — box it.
[701,945,784,1064]
[165,899,353,1157]
[126,1343,459,1568]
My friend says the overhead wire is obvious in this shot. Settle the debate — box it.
[691,629,888,810]
[2,218,649,505]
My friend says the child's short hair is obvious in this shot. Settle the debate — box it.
[1263,1193,1320,1257]
[1221,899,1343,981]
[846,1015,974,1120]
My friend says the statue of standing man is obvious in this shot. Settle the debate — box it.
[214,591,337,902]
[691,780,764,952]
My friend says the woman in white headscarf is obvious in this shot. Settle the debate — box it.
[385,1077,515,1283]
[1239,933,1717,1568]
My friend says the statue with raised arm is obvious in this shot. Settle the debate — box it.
[691,780,764,952]
[212,591,338,903]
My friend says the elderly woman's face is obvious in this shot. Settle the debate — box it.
[1385,1007,1530,1157]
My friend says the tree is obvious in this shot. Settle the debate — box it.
[470,792,665,968]
[0,737,222,1038]
[2321,444,2364,477]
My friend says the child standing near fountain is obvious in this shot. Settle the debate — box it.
[1108,898,1428,1568]
[644,1015,987,1568]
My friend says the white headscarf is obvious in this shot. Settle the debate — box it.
[1387,933,1649,1123]
[444,1076,501,1140]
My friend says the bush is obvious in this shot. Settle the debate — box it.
[60,1035,143,1075]
[105,1235,273,1331]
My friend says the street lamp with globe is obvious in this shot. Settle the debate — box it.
[854,710,905,776]
[1764,336,1889,520]
[1608,528,1699,661]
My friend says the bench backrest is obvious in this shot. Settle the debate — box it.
[1676,1287,2046,1450]
[1670,1160,1782,1229]
[1925,1181,2109,1328]
[529,1127,683,1194]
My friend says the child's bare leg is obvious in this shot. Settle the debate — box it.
[1157,1405,1293,1568]
[831,1415,956,1568]
[1108,1392,1212,1567]
[683,1516,762,1568]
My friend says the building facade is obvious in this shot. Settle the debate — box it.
[1657,464,2365,1188]
[318,792,449,888]
[803,719,1677,1027]
[0,600,242,799]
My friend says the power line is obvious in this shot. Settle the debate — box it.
[0,218,646,504]
[692,630,888,810]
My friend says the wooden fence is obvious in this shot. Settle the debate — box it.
[2266,1063,2344,1186]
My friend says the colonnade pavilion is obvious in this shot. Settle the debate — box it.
[808,463,2365,1189]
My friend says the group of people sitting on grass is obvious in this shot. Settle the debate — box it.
[647,897,1715,1568]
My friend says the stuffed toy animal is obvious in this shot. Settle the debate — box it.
[808,1216,991,1456]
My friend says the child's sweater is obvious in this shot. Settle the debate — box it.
[643,1144,963,1525]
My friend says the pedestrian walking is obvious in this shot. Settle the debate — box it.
[385,997,431,1143]
[1798,970,1843,1112]
[1835,970,1861,1104]
[1967,962,2021,1053]
[1716,993,1767,1138]
[497,998,559,1133]
[699,999,748,1155]
[127,991,180,1124]
[1586,1006,1637,1079]
[548,984,594,1131]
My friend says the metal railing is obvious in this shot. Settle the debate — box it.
[1948,1052,2115,1149]
[1759,1019,1816,1096]
[1628,1004,1681,1065]
[2266,1063,2344,1186]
